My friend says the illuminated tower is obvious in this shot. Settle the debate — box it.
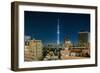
[57,18,60,45]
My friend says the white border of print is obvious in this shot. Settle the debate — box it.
[18,5,96,68]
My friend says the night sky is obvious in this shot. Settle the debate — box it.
[24,11,90,44]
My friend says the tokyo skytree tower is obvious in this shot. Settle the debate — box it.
[57,18,60,45]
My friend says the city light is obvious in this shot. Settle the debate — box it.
[24,11,90,61]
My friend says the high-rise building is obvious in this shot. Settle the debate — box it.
[78,31,90,47]
[24,39,43,61]
[57,18,60,45]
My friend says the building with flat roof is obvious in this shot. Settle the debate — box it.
[78,31,90,47]
[24,39,43,61]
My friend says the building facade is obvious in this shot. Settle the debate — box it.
[78,31,90,47]
[60,37,73,60]
[24,39,43,61]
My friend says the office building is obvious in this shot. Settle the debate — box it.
[78,31,90,47]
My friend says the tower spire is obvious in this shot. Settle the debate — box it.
[57,17,60,45]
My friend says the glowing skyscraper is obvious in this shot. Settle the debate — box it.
[57,18,60,45]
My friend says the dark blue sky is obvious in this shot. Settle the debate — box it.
[24,11,90,44]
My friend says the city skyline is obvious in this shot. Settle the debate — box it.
[24,11,90,44]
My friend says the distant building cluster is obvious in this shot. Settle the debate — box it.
[60,31,90,60]
[24,31,90,61]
